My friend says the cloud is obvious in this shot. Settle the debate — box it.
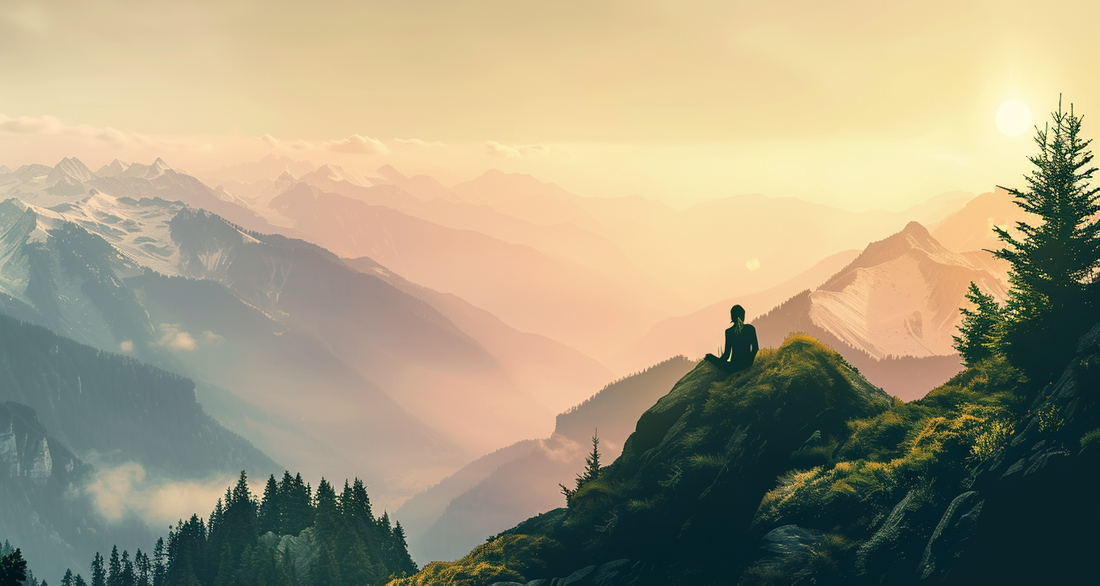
[259,134,315,151]
[394,138,447,148]
[0,114,63,134]
[0,113,139,146]
[84,462,249,527]
[157,324,225,351]
[324,134,391,155]
[200,330,225,345]
[484,141,549,158]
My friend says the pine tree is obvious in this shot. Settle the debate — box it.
[107,548,121,586]
[61,570,75,586]
[258,474,281,536]
[313,478,340,547]
[90,553,106,586]
[994,97,1100,380]
[560,429,602,503]
[134,551,150,586]
[0,548,27,586]
[953,283,1005,366]
[389,522,417,577]
[151,539,166,586]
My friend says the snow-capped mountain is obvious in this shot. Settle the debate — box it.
[806,221,1005,358]
[0,160,620,501]
[94,159,130,177]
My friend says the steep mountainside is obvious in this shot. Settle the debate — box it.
[805,222,1004,358]
[269,182,667,358]
[396,357,696,564]
[390,334,894,585]
[343,256,613,414]
[738,222,1005,399]
[395,324,1100,586]
[0,170,578,497]
[0,313,276,477]
[0,401,152,584]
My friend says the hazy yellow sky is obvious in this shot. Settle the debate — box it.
[1,0,1097,210]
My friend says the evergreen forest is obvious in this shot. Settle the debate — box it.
[52,471,417,586]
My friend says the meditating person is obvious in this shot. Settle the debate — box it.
[704,304,758,373]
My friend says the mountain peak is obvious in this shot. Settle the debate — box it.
[376,164,409,182]
[95,159,130,177]
[838,220,965,274]
[901,220,928,235]
[0,165,10,174]
[51,157,95,183]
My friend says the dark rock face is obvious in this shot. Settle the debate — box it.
[0,402,150,583]
[939,322,1100,585]
[918,491,983,581]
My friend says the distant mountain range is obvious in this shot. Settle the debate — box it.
[396,356,696,564]
[202,161,977,361]
[0,158,616,503]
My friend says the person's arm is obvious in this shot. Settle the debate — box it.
[747,325,759,363]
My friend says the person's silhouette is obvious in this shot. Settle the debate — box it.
[704,304,758,373]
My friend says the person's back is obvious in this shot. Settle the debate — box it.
[705,304,759,373]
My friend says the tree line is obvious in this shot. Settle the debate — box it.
[59,471,416,586]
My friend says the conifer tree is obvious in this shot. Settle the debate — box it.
[120,551,134,586]
[151,539,166,586]
[560,429,602,503]
[994,97,1100,380]
[0,548,27,586]
[62,570,75,586]
[258,474,281,536]
[388,522,417,577]
[134,551,150,586]
[953,283,1005,366]
[107,548,121,586]
[313,479,340,547]
[90,553,106,586]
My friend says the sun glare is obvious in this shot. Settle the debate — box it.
[996,100,1033,137]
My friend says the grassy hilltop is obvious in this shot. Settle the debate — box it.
[387,326,1100,586]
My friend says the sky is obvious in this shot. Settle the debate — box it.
[1,0,1097,210]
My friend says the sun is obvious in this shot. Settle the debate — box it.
[996,100,1033,137]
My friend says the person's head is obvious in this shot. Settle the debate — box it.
[730,304,746,323]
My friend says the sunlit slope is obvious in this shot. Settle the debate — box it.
[396,357,695,565]
[397,326,1100,586]
[389,334,893,585]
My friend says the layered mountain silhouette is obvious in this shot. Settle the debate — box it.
[396,356,696,564]
[1,161,611,502]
